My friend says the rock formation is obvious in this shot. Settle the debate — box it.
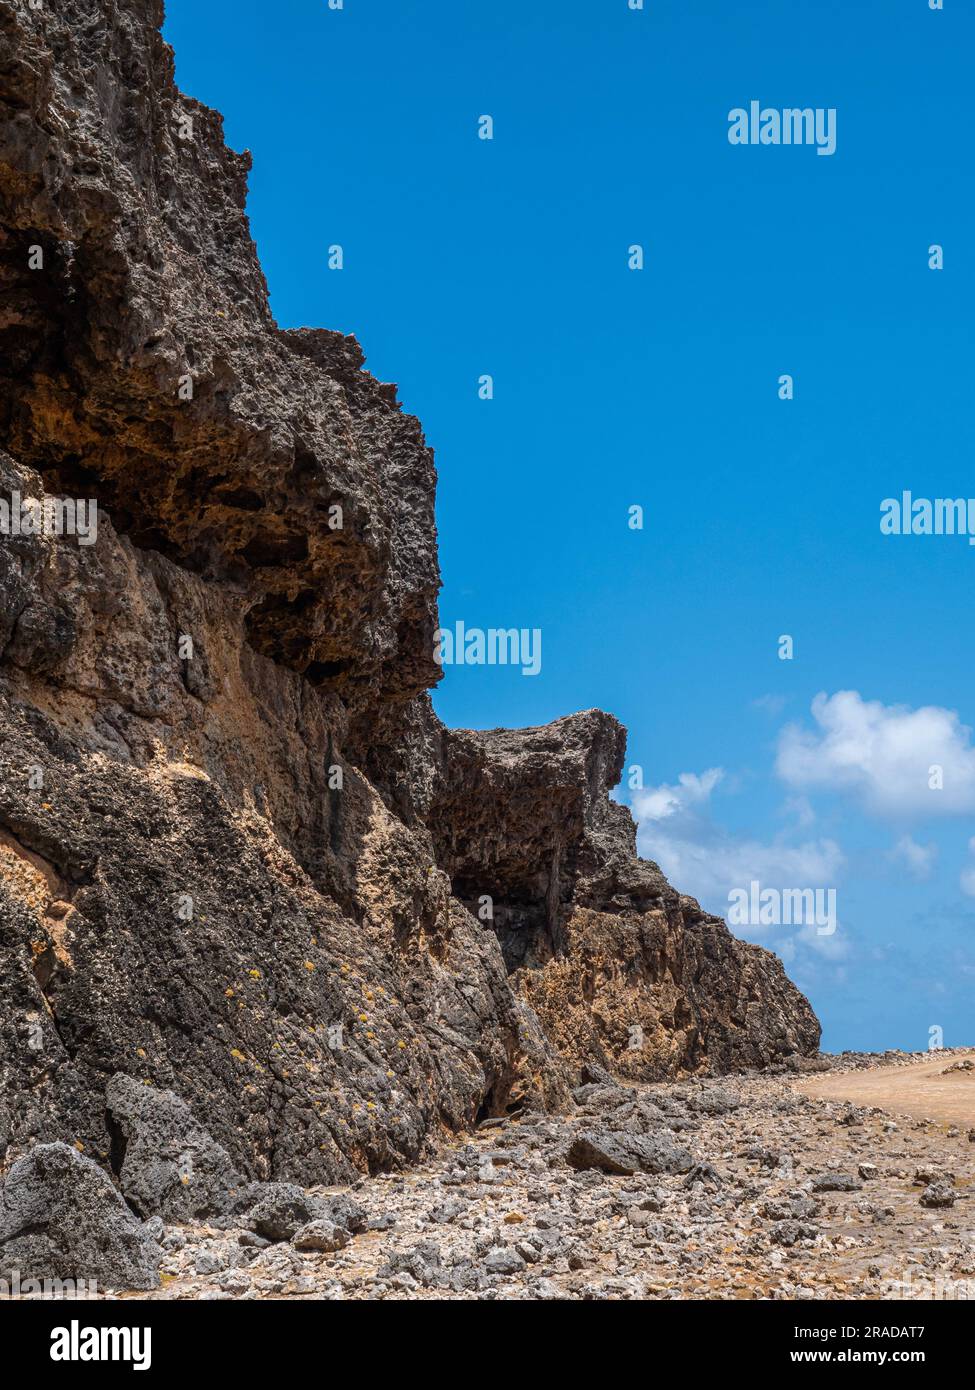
[0,1141,162,1289]
[0,0,819,1208]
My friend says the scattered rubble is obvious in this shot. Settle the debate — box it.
[8,1050,956,1302]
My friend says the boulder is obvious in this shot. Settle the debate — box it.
[292,1220,351,1253]
[811,1172,863,1193]
[0,1143,160,1290]
[244,1184,330,1242]
[566,1130,694,1176]
[106,1074,246,1221]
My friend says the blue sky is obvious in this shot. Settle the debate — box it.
[164,0,974,1052]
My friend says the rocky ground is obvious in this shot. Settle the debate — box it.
[118,1049,974,1302]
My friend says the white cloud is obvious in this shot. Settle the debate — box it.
[632,766,853,997]
[637,826,844,908]
[890,835,937,880]
[781,795,816,828]
[773,922,853,964]
[631,768,723,823]
[633,769,843,910]
[776,690,975,817]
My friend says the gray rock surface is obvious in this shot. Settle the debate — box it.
[106,1074,246,1220]
[811,1172,863,1193]
[566,1130,694,1177]
[0,1142,161,1289]
[245,1184,331,1243]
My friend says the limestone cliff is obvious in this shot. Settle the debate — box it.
[0,0,819,1185]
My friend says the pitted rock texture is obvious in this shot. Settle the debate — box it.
[0,0,817,1201]
[0,0,439,702]
[0,1141,161,1290]
[0,449,561,1183]
[106,1073,246,1222]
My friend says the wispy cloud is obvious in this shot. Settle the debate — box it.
[632,768,843,910]
[780,795,816,829]
[960,839,975,897]
[632,768,723,823]
[890,835,938,880]
[751,693,787,718]
[632,764,848,996]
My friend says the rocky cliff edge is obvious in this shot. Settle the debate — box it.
[0,0,819,1188]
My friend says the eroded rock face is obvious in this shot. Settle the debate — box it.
[424,708,822,1079]
[0,0,439,702]
[0,0,817,1190]
[0,449,563,1181]
[105,1074,246,1221]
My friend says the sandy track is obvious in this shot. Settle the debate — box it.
[797,1052,975,1127]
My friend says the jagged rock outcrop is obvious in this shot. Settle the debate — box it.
[0,0,438,702]
[0,1141,161,1289]
[436,712,821,1077]
[368,702,820,1078]
[0,0,818,1197]
[0,425,563,1185]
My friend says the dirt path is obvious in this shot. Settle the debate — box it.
[797,1052,975,1128]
